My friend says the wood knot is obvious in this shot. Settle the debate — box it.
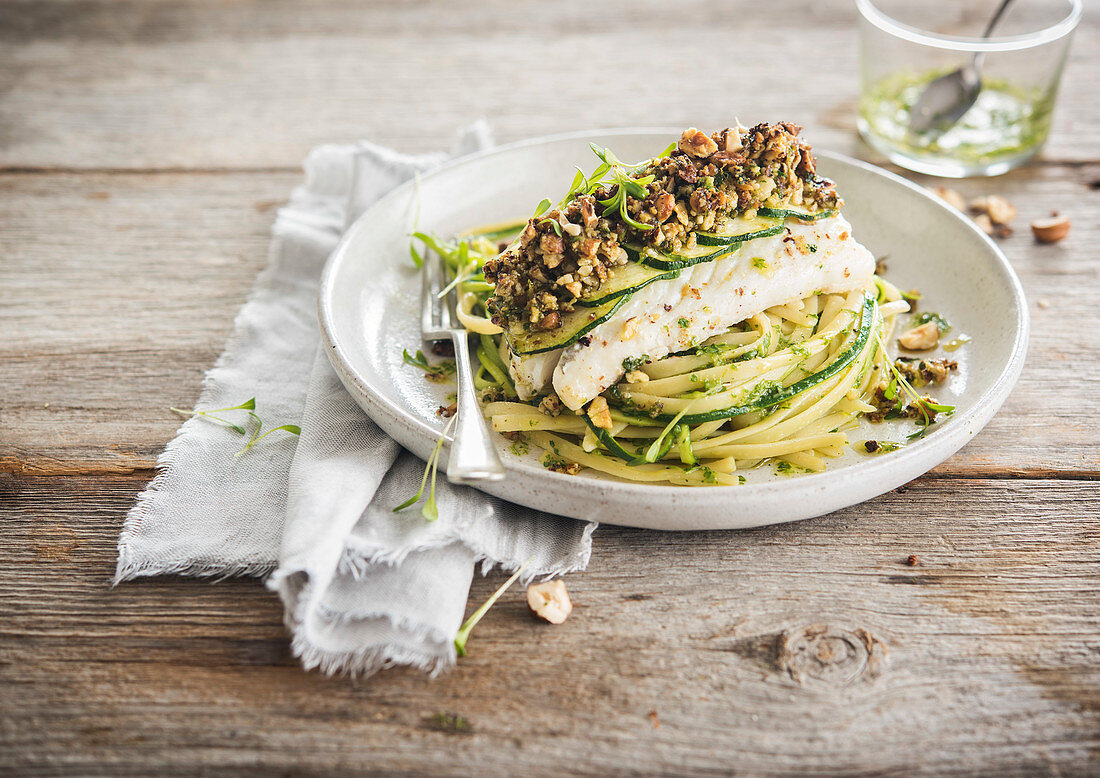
[777,624,887,687]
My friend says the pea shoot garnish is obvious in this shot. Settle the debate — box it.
[402,349,456,383]
[170,398,301,455]
[234,415,301,458]
[874,332,956,439]
[527,142,677,237]
[911,311,952,334]
[588,144,658,232]
[454,556,533,657]
[170,398,256,434]
[393,415,456,521]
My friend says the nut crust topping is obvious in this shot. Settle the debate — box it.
[483,124,841,334]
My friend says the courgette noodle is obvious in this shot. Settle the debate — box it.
[409,222,929,486]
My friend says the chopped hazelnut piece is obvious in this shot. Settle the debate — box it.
[1030,215,1071,244]
[970,195,1016,225]
[898,322,940,351]
[720,128,742,152]
[621,316,640,340]
[973,213,995,236]
[538,394,563,417]
[587,396,613,430]
[678,127,718,158]
[934,186,967,212]
[526,580,572,624]
[625,370,650,384]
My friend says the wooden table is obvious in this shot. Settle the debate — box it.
[3,2,1098,775]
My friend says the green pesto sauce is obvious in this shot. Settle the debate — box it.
[943,334,972,352]
[861,71,1054,164]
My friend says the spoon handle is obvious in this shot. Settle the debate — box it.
[974,0,1015,69]
[981,0,1015,38]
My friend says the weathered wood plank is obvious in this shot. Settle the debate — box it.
[0,171,297,473]
[1,473,1097,776]
[0,0,1098,170]
[2,164,1097,476]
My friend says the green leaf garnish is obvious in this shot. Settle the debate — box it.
[454,556,533,657]
[911,311,951,334]
[573,144,657,232]
[394,415,455,520]
[402,349,456,383]
[172,398,300,455]
[235,412,301,457]
[875,331,956,439]
[169,398,258,435]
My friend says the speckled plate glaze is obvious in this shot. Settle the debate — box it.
[319,129,1028,531]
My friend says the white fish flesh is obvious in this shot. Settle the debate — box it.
[508,213,875,410]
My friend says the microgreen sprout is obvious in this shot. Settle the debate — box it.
[171,398,300,456]
[911,311,952,334]
[589,144,657,232]
[454,556,534,657]
[535,144,663,234]
[234,413,301,457]
[875,332,956,439]
[170,398,256,434]
[393,415,456,521]
[437,240,475,299]
[402,349,456,383]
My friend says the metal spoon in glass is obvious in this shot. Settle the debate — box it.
[907,0,1015,135]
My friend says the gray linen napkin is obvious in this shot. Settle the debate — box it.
[116,123,596,676]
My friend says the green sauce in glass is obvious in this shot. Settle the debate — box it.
[861,70,1054,166]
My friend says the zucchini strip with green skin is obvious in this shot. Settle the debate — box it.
[757,207,837,221]
[625,242,744,272]
[694,216,784,246]
[580,415,677,464]
[506,292,633,355]
[609,295,875,425]
[576,264,681,308]
[581,416,643,461]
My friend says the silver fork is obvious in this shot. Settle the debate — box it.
[420,248,506,484]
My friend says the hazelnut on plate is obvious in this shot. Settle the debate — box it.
[527,580,573,624]
[898,322,940,351]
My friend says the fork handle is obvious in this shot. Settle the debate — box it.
[445,332,506,484]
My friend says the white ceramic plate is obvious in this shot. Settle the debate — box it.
[319,129,1028,531]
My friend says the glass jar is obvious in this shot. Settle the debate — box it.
[857,0,1082,177]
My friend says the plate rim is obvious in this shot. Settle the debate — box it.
[318,128,1030,516]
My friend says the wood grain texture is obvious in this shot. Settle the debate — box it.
[2,0,1099,774]
[2,474,1098,777]
[0,0,1098,170]
[2,164,1098,476]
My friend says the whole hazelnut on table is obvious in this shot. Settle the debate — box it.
[1031,216,1071,244]
[526,580,573,624]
